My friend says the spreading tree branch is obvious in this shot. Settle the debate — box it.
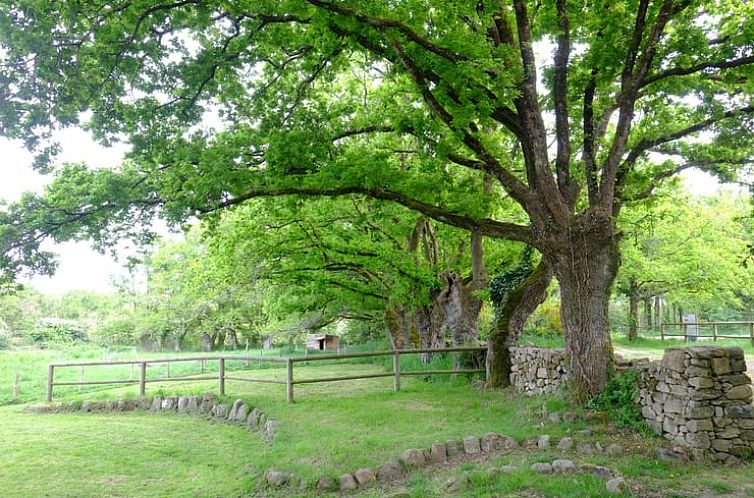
[207,186,534,244]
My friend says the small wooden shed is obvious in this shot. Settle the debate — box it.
[306,334,339,351]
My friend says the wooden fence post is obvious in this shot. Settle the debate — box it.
[219,357,225,396]
[166,362,170,378]
[713,324,718,342]
[286,359,294,403]
[46,365,54,402]
[660,323,665,341]
[750,322,754,345]
[683,323,688,342]
[12,372,19,402]
[139,362,147,397]
[393,351,401,392]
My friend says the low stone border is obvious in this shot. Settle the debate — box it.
[264,431,628,493]
[27,394,280,441]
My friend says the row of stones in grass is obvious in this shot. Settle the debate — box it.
[445,458,626,495]
[29,393,279,441]
[150,394,280,440]
[265,431,623,492]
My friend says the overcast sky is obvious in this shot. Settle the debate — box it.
[2,130,132,295]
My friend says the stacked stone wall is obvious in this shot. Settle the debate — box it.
[635,346,754,463]
[509,346,569,395]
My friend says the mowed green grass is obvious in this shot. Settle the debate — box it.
[2,348,754,497]
[1,367,578,498]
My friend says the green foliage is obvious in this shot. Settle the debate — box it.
[524,300,563,336]
[587,369,648,433]
[27,319,88,347]
[91,316,136,347]
[489,247,534,308]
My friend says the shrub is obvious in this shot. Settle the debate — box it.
[28,319,88,347]
[587,369,650,433]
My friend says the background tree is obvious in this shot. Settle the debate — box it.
[616,188,754,339]
[1,1,753,397]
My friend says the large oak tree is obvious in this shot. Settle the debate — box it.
[1,0,753,398]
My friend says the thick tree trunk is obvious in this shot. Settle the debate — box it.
[628,279,640,342]
[385,304,408,350]
[546,212,620,401]
[486,259,552,388]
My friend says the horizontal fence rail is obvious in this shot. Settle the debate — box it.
[46,347,487,403]
[659,321,754,344]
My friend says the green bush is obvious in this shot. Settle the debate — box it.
[27,319,88,347]
[587,369,650,433]
[91,317,137,347]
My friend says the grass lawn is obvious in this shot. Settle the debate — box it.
[1,347,754,497]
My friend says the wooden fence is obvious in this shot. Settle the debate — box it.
[46,346,487,403]
[660,321,754,343]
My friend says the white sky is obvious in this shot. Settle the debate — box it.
[2,130,133,295]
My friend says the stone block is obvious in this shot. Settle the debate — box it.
[339,474,358,491]
[606,477,628,494]
[150,396,162,411]
[719,374,751,387]
[376,460,405,482]
[689,389,721,401]
[354,468,376,486]
[664,396,683,414]
[530,462,552,474]
[663,418,679,435]
[316,478,335,491]
[401,448,426,467]
[480,432,516,452]
[688,377,714,389]
[686,366,712,377]
[711,358,732,376]
[740,430,754,441]
[463,436,481,455]
[739,419,754,430]
[685,432,710,449]
[726,404,754,418]
[726,385,752,401]
[246,408,260,430]
[556,437,574,450]
[687,404,714,419]
[227,399,243,420]
[731,360,747,373]
[429,443,447,463]
[579,464,615,480]
[186,396,198,412]
[265,470,289,487]
[717,427,741,439]
[662,349,687,373]
[446,440,463,457]
[178,396,188,412]
[711,439,731,452]
[536,435,550,449]
[686,419,713,432]
[264,420,279,440]
[551,459,576,473]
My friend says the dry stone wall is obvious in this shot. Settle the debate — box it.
[509,346,569,395]
[635,346,754,463]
